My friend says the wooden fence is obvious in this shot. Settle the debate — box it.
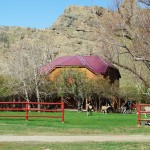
[137,103,150,126]
[0,101,64,123]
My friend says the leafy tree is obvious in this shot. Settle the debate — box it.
[53,69,86,109]
[0,75,15,97]
[53,69,119,110]
[119,84,143,100]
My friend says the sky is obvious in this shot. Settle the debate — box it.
[0,0,114,29]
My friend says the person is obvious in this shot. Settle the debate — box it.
[87,103,92,116]
[123,100,132,113]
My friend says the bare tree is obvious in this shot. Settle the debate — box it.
[112,0,124,10]
[94,0,150,87]
[3,38,53,107]
[138,0,150,5]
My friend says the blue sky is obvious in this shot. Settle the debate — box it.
[0,0,113,29]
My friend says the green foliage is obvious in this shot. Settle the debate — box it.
[141,88,150,103]
[141,94,150,103]
[39,78,57,96]
[144,88,150,96]
[0,75,10,96]
[54,69,87,97]
[52,69,119,101]
[0,75,21,97]
[85,77,119,99]
[119,84,150,103]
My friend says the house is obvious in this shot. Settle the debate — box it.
[39,55,121,81]
[39,55,121,110]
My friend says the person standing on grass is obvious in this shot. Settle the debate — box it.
[87,103,92,116]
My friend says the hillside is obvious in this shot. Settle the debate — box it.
[0,6,113,58]
[0,4,149,97]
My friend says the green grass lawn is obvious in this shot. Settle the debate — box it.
[0,142,150,150]
[0,111,149,135]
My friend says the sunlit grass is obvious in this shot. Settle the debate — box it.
[0,111,149,135]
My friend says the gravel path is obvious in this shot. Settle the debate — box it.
[0,135,150,142]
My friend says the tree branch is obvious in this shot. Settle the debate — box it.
[138,0,150,6]
[110,60,149,87]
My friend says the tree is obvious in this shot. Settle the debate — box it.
[53,69,86,110]
[2,38,53,107]
[53,69,119,110]
[138,0,150,6]
[0,75,11,97]
[95,0,150,87]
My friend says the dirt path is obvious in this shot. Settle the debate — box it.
[0,135,150,142]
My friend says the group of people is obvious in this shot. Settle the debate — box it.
[121,100,136,114]
[87,100,137,115]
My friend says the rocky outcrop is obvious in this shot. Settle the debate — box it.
[48,6,111,57]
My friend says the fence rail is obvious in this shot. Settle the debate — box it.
[137,103,150,126]
[0,101,64,123]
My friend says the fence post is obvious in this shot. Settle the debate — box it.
[138,103,141,126]
[61,102,64,123]
[26,100,28,121]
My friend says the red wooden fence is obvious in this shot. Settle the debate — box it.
[137,103,150,126]
[0,101,64,123]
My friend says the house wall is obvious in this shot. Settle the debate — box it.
[48,67,104,80]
